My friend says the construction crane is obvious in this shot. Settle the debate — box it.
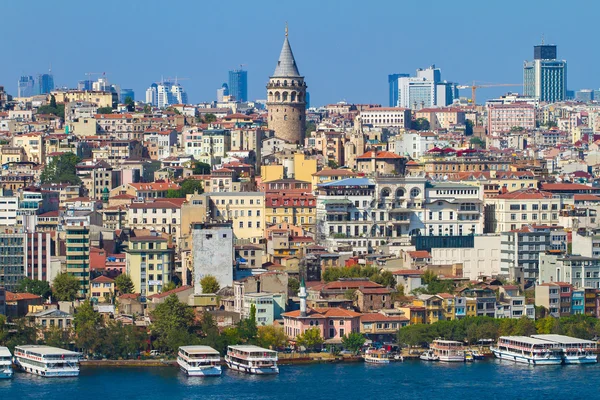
[457,82,523,105]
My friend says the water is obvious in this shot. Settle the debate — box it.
[1,360,599,400]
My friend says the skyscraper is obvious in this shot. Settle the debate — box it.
[17,76,35,97]
[216,83,229,102]
[146,83,158,106]
[37,73,54,95]
[523,44,567,103]
[120,89,135,102]
[228,69,248,102]
[145,80,188,108]
[388,73,409,106]
[397,66,457,109]
[266,25,307,144]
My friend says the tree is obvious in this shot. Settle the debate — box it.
[16,278,51,299]
[327,159,339,169]
[74,300,102,355]
[193,161,211,175]
[470,136,485,148]
[296,327,323,351]
[115,274,135,295]
[43,325,73,349]
[465,119,474,135]
[288,278,300,296]
[162,281,177,292]
[124,96,135,112]
[37,95,65,120]
[257,325,287,350]
[143,104,151,114]
[97,106,113,114]
[200,275,220,294]
[411,117,430,131]
[204,113,217,123]
[50,94,57,109]
[150,294,196,354]
[40,153,81,185]
[100,321,147,359]
[237,304,258,343]
[344,289,356,301]
[341,332,365,354]
[305,121,316,137]
[53,273,81,301]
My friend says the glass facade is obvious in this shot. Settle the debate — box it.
[228,70,248,102]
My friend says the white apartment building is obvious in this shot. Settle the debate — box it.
[359,107,411,129]
[424,183,484,236]
[396,131,438,159]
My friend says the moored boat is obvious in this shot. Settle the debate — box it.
[0,347,13,379]
[177,345,222,376]
[491,336,562,365]
[471,350,485,360]
[364,348,390,364]
[14,345,80,377]
[225,345,279,375]
[531,334,597,364]
[420,350,439,361]
[430,339,465,362]
[465,351,474,362]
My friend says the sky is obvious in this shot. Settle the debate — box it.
[0,0,596,106]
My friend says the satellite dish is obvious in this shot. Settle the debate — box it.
[443,175,448,181]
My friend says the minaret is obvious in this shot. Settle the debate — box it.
[266,24,307,144]
[299,277,307,317]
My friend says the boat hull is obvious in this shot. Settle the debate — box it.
[491,348,562,365]
[364,357,390,364]
[177,360,222,376]
[563,355,597,364]
[15,360,79,377]
[226,360,279,375]
[438,356,465,362]
[0,367,13,379]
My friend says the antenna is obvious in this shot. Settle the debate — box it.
[541,33,545,45]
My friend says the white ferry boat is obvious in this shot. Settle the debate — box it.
[491,336,562,365]
[431,339,465,362]
[177,345,222,376]
[364,348,390,364]
[0,347,13,379]
[531,334,598,364]
[225,345,279,375]
[14,345,80,377]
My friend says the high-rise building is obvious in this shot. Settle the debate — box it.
[64,216,90,298]
[217,83,229,102]
[266,26,307,144]
[37,73,54,95]
[397,66,457,109]
[17,76,35,98]
[146,80,188,108]
[388,73,409,106]
[523,44,567,103]
[77,80,93,91]
[229,69,248,102]
[575,89,593,103]
[120,89,135,102]
[146,83,158,106]
[170,83,188,104]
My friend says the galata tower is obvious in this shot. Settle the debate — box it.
[266,25,307,144]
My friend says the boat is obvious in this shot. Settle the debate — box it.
[531,334,598,364]
[14,345,80,377]
[177,345,222,376]
[225,345,279,374]
[430,339,465,362]
[465,351,474,362]
[0,347,13,379]
[364,348,390,364]
[393,354,404,362]
[471,350,485,360]
[420,350,439,361]
[490,336,563,365]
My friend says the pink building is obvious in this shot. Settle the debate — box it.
[487,103,535,134]
[282,307,361,342]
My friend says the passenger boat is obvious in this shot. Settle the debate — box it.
[419,350,439,361]
[471,350,485,360]
[225,345,279,374]
[14,345,80,377]
[490,336,563,365]
[531,334,598,364]
[430,339,465,362]
[0,347,13,379]
[177,345,222,376]
[363,348,390,364]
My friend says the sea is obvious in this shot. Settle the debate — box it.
[1,360,598,400]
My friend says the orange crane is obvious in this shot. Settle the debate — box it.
[457,82,523,105]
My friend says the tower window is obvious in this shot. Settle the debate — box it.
[284,115,287,121]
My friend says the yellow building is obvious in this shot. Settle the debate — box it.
[126,234,174,296]
[412,294,445,324]
[398,305,426,325]
[466,298,477,317]
[51,90,117,108]
[293,153,317,183]
[311,168,357,192]
[206,192,265,243]
[261,165,284,182]
[11,132,44,164]
[90,276,115,303]
[438,293,456,320]
[0,146,26,164]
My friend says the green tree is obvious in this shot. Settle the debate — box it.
[124,96,135,112]
[341,332,365,354]
[1,318,37,351]
[193,161,211,175]
[200,275,220,294]
[97,106,113,114]
[237,304,258,343]
[100,321,147,359]
[115,274,135,295]
[180,179,203,195]
[411,117,430,131]
[150,294,196,354]
[50,94,57,108]
[52,273,81,301]
[288,277,300,296]
[327,159,339,169]
[74,300,102,355]
[305,121,316,137]
[296,327,323,351]
[40,153,81,185]
[204,113,217,123]
[162,281,177,293]
[38,95,65,119]
[16,278,52,299]
[143,104,151,114]
[257,325,287,350]
[470,136,485,148]
[43,325,73,349]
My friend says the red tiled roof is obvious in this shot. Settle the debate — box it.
[5,291,42,301]
[574,194,600,201]
[356,150,403,160]
[360,313,409,322]
[357,287,392,294]
[407,250,431,259]
[91,276,115,283]
[541,183,599,191]
[147,285,193,299]
[494,189,554,200]
[392,269,425,276]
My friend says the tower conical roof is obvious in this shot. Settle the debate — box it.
[273,32,301,78]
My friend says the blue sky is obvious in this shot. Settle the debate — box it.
[0,0,595,106]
